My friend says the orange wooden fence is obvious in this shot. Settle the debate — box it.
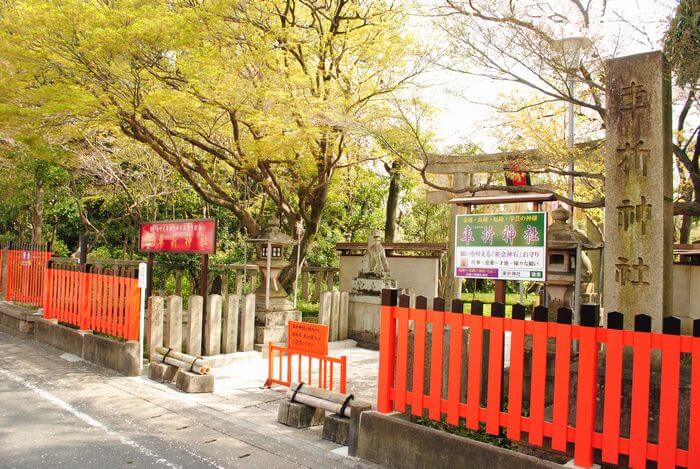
[5,245,52,306]
[43,265,140,341]
[377,289,700,469]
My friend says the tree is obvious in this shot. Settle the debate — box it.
[0,0,420,284]
[394,0,700,218]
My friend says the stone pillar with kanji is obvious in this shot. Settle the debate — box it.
[603,51,673,331]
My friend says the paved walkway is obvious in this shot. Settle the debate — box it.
[0,331,377,468]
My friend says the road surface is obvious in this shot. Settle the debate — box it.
[0,331,369,468]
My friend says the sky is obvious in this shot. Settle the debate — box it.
[409,0,678,152]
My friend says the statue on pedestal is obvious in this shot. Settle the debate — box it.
[352,230,396,294]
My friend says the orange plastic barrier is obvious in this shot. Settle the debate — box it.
[43,267,140,341]
[5,248,52,306]
[265,321,347,393]
[377,289,700,469]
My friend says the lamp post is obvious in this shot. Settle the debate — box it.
[553,36,591,215]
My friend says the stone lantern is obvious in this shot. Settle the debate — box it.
[545,207,598,319]
[253,219,301,348]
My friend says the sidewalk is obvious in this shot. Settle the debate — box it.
[0,330,378,468]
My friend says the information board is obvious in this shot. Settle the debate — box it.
[287,321,329,356]
[454,212,547,281]
[138,219,216,255]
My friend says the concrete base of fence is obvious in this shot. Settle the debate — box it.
[32,317,141,376]
[0,302,41,338]
[356,411,561,469]
[34,318,86,357]
[83,333,140,377]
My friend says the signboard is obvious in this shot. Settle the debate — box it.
[20,251,32,266]
[454,212,547,281]
[138,219,216,254]
[287,321,329,356]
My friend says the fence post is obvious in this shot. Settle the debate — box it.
[377,288,398,413]
[573,304,599,468]
[42,260,52,317]
[79,270,91,330]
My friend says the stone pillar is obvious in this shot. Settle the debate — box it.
[604,51,673,332]
[222,294,240,353]
[330,290,341,341]
[318,291,332,327]
[239,293,255,352]
[445,173,469,303]
[148,296,164,360]
[164,295,183,351]
[204,294,222,355]
[339,291,349,340]
[186,295,203,356]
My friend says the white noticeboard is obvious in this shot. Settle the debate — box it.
[454,212,547,282]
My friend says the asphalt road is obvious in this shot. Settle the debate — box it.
[0,331,368,468]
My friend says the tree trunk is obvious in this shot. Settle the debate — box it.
[680,214,692,244]
[29,185,43,245]
[384,160,401,243]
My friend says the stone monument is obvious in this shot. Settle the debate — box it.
[253,219,301,349]
[348,230,397,348]
[603,51,673,331]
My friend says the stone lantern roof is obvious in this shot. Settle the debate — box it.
[257,218,295,245]
[548,207,597,250]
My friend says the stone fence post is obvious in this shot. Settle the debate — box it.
[186,295,203,355]
[164,295,183,352]
[148,296,164,360]
[204,294,222,355]
[239,293,255,352]
[222,294,240,353]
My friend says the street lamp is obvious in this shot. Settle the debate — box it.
[553,36,592,214]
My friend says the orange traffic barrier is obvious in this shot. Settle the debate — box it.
[265,321,347,393]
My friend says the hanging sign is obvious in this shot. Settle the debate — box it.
[287,321,329,356]
[454,212,547,281]
[138,219,217,255]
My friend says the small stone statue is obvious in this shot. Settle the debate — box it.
[361,230,390,277]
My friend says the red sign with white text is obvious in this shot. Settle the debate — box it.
[138,219,217,254]
[287,321,329,356]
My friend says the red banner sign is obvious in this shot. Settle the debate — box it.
[138,219,217,254]
[287,321,329,356]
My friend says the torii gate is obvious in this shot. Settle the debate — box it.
[424,149,553,303]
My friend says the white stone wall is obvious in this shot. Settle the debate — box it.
[673,264,700,319]
[339,256,439,299]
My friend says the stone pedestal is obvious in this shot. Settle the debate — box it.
[323,414,350,445]
[254,309,301,349]
[348,294,382,349]
[277,401,326,428]
[148,362,178,383]
[175,370,215,393]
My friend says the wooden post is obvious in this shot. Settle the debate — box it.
[146,252,154,300]
[326,269,334,292]
[494,280,506,304]
[301,268,309,301]
[200,253,209,354]
[314,271,322,302]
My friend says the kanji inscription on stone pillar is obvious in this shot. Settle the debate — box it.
[603,51,673,331]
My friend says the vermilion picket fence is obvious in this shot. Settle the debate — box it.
[5,244,52,306]
[377,289,700,469]
[43,265,140,341]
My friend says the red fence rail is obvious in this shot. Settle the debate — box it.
[266,343,347,393]
[43,265,140,341]
[377,289,700,469]
[5,245,52,306]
